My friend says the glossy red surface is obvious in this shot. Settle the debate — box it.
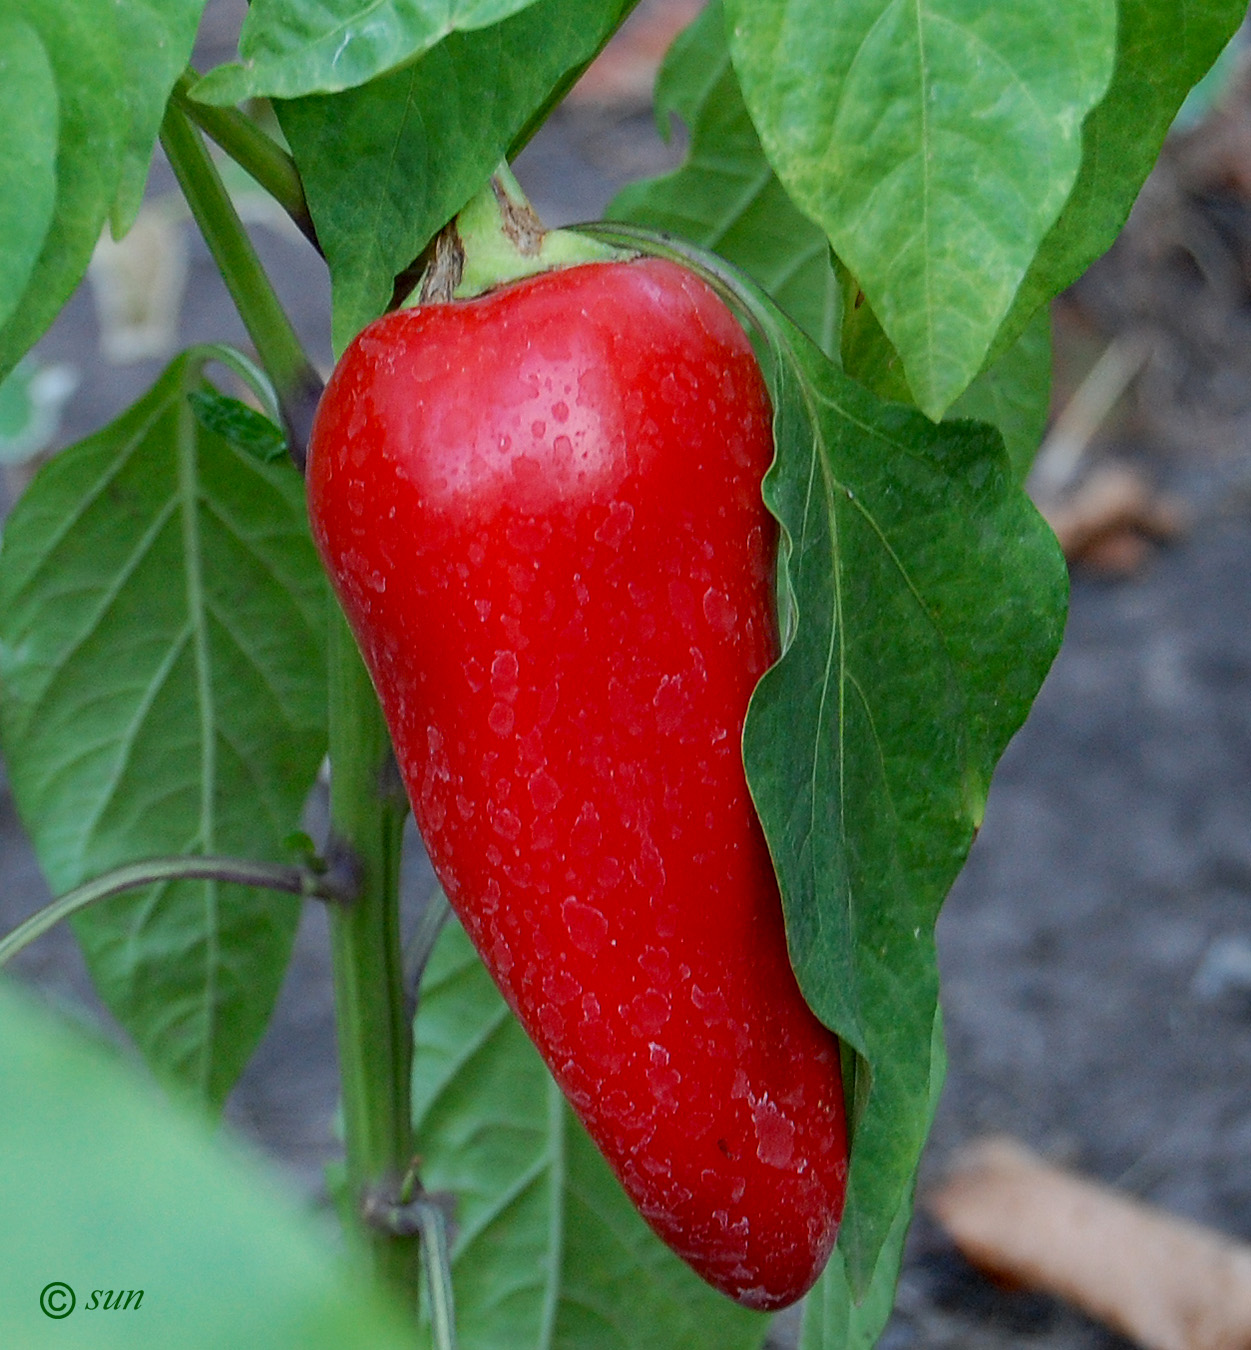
[308,257,847,1308]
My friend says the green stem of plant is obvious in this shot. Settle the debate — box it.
[0,855,352,969]
[414,1199,458,1350]
[159,97,322,462]
[403,887,450,1025]
[172,69,320,254]
[326,602,419,1298]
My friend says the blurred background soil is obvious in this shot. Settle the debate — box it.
[5,3,1251,1346]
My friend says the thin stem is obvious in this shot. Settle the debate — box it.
[173,69,321,254]
[363,1184,458,1350]
[159,98,323,466]
[403,886,450,1025]
[326,602,419,1298]
[415,1200,458,1350]
[0,855,352,969]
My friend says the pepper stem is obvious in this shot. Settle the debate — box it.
[412,162,631,307]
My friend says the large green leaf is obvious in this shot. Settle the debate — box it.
[0,16,58,334]
[947,307,1051,485]
[609,1,1051,480]
[0,0,127,383]
[0,980,417,1350]
[580,228,1065,1301]
[275,0,631,353]
[110,0,208,236]
[0,349,328,1108]
[195,0,545,103]
[608,2,840,359]
[994,0,1246,360]
[748,274,1064,1291]
[722,0,1116,419]
[836,258,1052,483]
[798,1012,943,1349]
[746,275,1065,1290]
[412,918,771,1350]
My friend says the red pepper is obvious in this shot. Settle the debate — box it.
[308,255,847,1309]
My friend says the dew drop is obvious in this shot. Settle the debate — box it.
[628,989,671,1036]
[702,586,737,634]
[543,966,582,1004]
[653,675,685,735]
[562,897,608,954]
[529,768,562,813]
[491,651,519,700]
[597,855,624,888]
[493,808,521,841]
[594,500,634,548]
[639,947,671,982]
[538,1004,564,1043]
[752,1098,796,1168]
[570,802,601,854]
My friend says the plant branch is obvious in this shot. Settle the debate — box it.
[414,1198,458,1350]
[0,855,354,969]
[402,886,450,1026]
[326,602,419,1299]
[364,1183,458,1350]
[173,69,321,255]
[159,98,323,468]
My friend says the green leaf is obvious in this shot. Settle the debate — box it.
[194,0,544,103]
[742,270,1066,1291]
[0,980,417,1349]
[608,1,841,359]
[995,0,1246,359]
[722,0,1116,419]
[0,16,58,334]
[276,0,632,353]
[1172,24,1243,133]
[412,918,772,1350]
[0,349,328,1108]
[188,390,289,464]
[110,0,208,236]
[837,265,1052,483]
[798,1012,944,1349]
[609,3,1051,480]
[948,306,1051,485]
[0,0,128,382]
[578,228,1064,1298]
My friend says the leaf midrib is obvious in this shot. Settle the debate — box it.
[176,370,219,1097]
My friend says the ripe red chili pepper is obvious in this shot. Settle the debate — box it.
[308,255,847,1309]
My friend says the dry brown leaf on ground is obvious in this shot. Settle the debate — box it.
[1036,465,1189,576]
[928,1136,1251,1350]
